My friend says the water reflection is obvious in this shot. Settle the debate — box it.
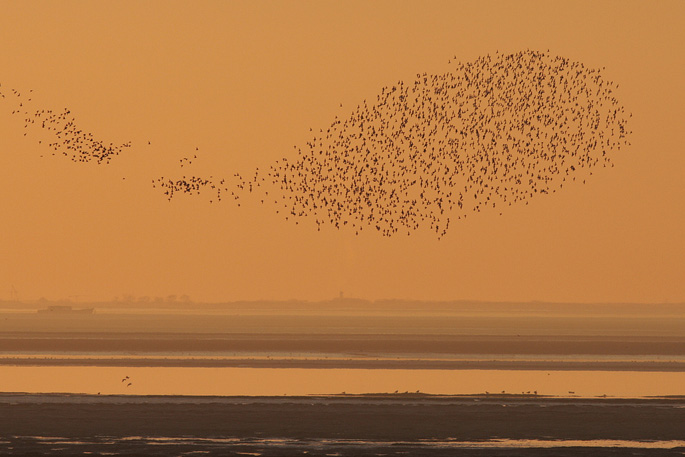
[14,436,685,449]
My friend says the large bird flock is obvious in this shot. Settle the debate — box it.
[2,50,632,238]
[156,50,632,238]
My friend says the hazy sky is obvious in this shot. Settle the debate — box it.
[0,1,683,303]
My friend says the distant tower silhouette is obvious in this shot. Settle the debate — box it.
[9,284,18,302]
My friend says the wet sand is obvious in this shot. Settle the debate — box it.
[1,394,684,456]
[3,394,685,441]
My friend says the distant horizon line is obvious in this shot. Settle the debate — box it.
[1,296,684,307]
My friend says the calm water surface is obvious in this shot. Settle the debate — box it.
[1,366,684,397]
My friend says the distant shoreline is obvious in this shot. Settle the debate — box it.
[3,298,685,310]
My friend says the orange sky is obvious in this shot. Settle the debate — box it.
[0,0,683,303]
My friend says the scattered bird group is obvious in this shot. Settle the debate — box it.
[0,83,131,164]
[155,50,631,238]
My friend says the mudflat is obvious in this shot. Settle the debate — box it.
[1,394,683,439]
[1,395,684,456]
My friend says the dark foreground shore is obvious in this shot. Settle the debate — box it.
[1,394,684,456]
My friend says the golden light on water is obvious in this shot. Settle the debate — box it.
[2,366,684,398]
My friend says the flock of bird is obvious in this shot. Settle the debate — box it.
[1,83,131,164]
[3,50,632,238]
[155,50,632,238]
